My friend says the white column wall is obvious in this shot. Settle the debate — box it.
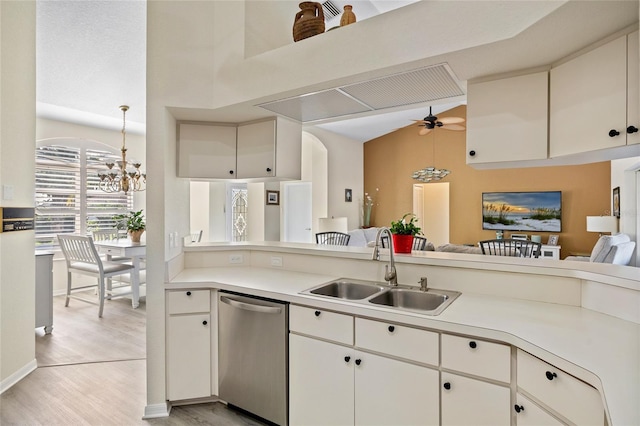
[0,0,37,392]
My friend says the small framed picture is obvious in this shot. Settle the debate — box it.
[345,188,352,202]
[547,234,559,246]
[266,190,279,205]
[613,186,620,218]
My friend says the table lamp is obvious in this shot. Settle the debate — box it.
[586,216,618,235]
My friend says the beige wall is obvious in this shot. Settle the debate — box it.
[364,105,611,258]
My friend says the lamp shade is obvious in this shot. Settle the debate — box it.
[318,217,348,233]
[586,216,618,234]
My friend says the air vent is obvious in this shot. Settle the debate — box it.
[322,1,341,19]
[257,63,465,123]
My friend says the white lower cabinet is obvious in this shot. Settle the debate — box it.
[441,372,511,425]
[517,349,604,425]
[515,393,564,426]
[166,290,212,401]
[354,350,439,426]
[289,333,354,426]
[289,333,439,426]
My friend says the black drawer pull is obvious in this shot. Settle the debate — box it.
[469,341,477,349]
[609,129,620,137]
[186,291,191,296]
[266,167,272,172]
[388,325,395,332]
[229,170,234,175]
[546,371,557,381]
[344,356,351,363]
[443,382,451,390]
[514,405,524,413]
[314,310,321,317]
[469,150,476,157]
[628,125,639,134]
[202,320,208,326]
[355,359,362,366]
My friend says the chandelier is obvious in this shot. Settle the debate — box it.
[98,105,146,193]
[411,132,451,183]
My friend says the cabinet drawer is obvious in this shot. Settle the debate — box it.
[355,318,438,365]
[517,350,604,426]
[290,305,353,345]
[515,393,565,426]
[167,290,210,314]
[442,334,511,382]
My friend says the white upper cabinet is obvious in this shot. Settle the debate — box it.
[627,30,639,146]
[177,123,237,179]
[550,33,635,157]
[177,117,301,180]
[467,71,549,164]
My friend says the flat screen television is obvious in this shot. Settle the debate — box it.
[482,191,562,232]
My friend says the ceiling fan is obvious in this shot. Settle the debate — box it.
[413,106,466,135]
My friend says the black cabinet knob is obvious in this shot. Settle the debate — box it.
[443,382,451,390]
[609,129,621,137]
[627,125,639,134]
[469,341,477,349]
[344,356,351,363]
[266,167,272,172]
[514,405,524,413]
[469,150,476,157]
[202,320,208,325]
[229,170,234,175]
[186,291,191,296]
[355,359,362,366]
[314,310,321,317]
[388,325,395,332]
[545,371,557,381]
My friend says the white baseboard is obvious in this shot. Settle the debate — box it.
[142,402,171,419]
[0,359,37,394]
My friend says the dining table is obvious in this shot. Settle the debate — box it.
[94,239,146,308]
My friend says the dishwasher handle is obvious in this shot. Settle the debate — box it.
[220,295,283,314]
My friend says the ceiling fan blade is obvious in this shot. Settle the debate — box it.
[412,119,428,123]
[439,116,465,124]
[441,124,466,131]
[418,127,432,136]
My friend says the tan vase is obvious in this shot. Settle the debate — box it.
[129,229,144,243]
[340,5,356,26]
[293,1,325,42]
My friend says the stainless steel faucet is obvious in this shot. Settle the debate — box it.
[419,276,428,292]
[372,227,398,286]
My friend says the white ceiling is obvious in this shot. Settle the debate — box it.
[35,1,638,142]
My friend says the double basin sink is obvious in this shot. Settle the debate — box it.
[301,279,460,316]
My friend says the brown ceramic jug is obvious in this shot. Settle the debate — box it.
[293,2,325,42]
[340,5,356,26]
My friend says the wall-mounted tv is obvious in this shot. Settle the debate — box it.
[482,191,562,232]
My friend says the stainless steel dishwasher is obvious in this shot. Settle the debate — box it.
[218,291,288,425]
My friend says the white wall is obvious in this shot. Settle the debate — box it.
[304,127,364,230]
[612,156,640,266]
[189,181,210,240]
[0,0,37,392]
[247,182,265,241]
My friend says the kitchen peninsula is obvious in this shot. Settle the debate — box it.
[164,242,640,426]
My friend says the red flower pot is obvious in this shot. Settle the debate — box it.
[392,234,414,254]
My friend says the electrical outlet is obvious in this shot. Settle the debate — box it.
[229,253,244,264]
[271,256,283,267]
[169,232,175,248]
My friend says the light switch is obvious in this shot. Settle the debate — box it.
[3,185,14,200]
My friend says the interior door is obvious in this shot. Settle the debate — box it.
[283,182,312,243]
[413,182,450,247]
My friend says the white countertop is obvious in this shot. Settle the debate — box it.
[170,265,640,426]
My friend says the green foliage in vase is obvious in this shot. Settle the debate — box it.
[114,209,146,232]
[390,213,422,236]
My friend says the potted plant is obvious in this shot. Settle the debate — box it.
[115,209,146,243]
[390,213,421,253]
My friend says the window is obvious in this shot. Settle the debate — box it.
[231,187,248,242]
[35,142,132,249]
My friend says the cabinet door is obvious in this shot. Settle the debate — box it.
[628,30,639,145]
[441,372,510,426]
[237,120,275,178]
[177,123,237,178]
[355,351,439,426]
[467,72,549,164]
[289,334,354,426]
[166,314,211,400]
[515,393,565,426]
[550,35,627,157]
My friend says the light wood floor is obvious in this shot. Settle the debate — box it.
[0,292,267,425]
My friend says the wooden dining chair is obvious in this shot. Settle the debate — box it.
[315,232,351,246]
[58,234,135,317]
[479,239,542,258]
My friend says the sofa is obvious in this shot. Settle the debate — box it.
[565,233,636,265]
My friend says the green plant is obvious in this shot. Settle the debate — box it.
[390,213,422,236]
[115,209,145,232]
